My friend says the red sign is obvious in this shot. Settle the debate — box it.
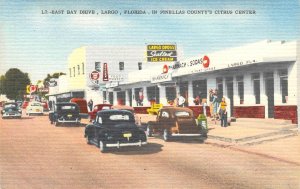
[90,71,100,80]
[30,85,37,93]
[103,63,108,81]
[202,55,210,68]
[163,65,168,73]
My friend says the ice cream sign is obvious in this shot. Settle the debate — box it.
[163,55,211,74]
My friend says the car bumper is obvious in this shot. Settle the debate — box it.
[106,140,147,148]
[2,113,21,118]
[57,118,81,123]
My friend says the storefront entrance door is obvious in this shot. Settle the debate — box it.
[265,73,274,118]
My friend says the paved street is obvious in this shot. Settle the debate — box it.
[0,114,299,189]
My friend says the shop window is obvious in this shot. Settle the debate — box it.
[147,86,160,104]
[73,67,75,77]
[108,92,114,105]
[252,73,260,104]
[138,62,142,70]
[119,62,124,71]
[103,91,107,102]
[216,77,223,100]
[192,79,207,105]
[279,69,288,103]
[95,62,101,72]
[236,76,244,104]
[117,91,126,105]
[134,88,143,106]
[77,65,80,75]
[82,62,85,74]
[166,86,176,105]
[69,68,72,77]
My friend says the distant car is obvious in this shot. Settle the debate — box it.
[26,101,44,116]
[84,110,147,153]
[146,107,203,141]
[70,98,88,114]
[88,104,113,122]
[22,101,29,109]
[41,101,49,112]
[49,102,81,126]
[1,102,22,119]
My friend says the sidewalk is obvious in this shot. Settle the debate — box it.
[137,114,300,164]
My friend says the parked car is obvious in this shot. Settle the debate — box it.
[1,102,22,119]
[41,101,49,112]
[70,98,88,114]
[146,107,203,141]
[88,104,113,122]
[85,109,147,153]
[22,101,29,109]
[49,102,81,126]
[26,101,44,116]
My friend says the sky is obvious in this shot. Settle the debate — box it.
[0,0,299,83]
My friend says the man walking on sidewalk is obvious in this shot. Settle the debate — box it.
[219,97,228,127]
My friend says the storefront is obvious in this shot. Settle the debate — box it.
[115,40,299,124]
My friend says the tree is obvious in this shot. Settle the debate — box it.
[2,68,31,100]
[0,75,5,94]
[43,72,66,87]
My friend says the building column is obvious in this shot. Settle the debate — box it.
[142,86,150,106]
[233,76,239,107]
[273,70,281,105]
[125,90,130,106]
[113,91,118,105]
[158,85,168,105]
[260,72,268,118]
[188,80,194,106]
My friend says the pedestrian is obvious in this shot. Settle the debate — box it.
[88,99,93,112]
[178,93,186,107]
[219,97,228,127]
[193,96,200,105]
[139,89,144,106]
[209,89,214,118]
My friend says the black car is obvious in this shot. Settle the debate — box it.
[85,109,147,153]
[49,102,81,126]
[1,102,22,119]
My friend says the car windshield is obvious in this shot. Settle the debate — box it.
[4,104,17,109]
[30,103,42,106]
[175,111,190,117]
[57,105,77,111]
[100,112,135,124]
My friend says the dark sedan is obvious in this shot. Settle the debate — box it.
[49,102,81,126]
[1,102,22,119]
[85,109,147,153]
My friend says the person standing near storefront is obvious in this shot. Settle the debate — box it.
[219,97,228,127]
[178,93,186,107]
[212,90,219,120]
[88,99,93,112]
[209,89,214,118]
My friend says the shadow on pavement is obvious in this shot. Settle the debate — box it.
[109,142,163,155]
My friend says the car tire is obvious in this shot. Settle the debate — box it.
[54,120,60,126]
[163,129,170,142]
[146,125,153,137]
[86,136,92,145]
[99,140,107,153]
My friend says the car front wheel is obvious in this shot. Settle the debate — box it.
[86,136,91,145]
[146,125,153,137]
[163,129,170,142]
[54,120,60,126]
[99,140,107,153]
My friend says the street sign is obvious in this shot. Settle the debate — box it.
[90,71,100,85]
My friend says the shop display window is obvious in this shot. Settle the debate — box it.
[279,69,288,103]
[252,73,260,104]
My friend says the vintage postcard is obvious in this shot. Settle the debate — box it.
[0,1,299,188]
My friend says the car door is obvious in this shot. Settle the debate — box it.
[158,110,172,132]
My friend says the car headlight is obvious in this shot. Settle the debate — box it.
[18,109,22,113]
[1,110,5,114]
